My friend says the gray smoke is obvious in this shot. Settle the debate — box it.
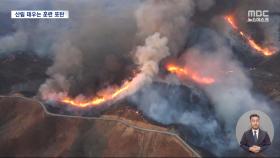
[0,30,28,54]
[36,0,140,98]
[40,32,170,103]
[136,0,214,55]
[0,0,278,156]
[130,29,272,155]
[181,32,272,149]
[0,0,215,97]
[0,0,68,55]
[130,82,223,151]
[1,0,140,93]
[40,0,209,101]
[230,0,280,49]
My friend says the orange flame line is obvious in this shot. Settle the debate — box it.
[224,15,277,56]
[59,63,215,108]
[60,81,131,108]
[225,16,238,30]
[166,64,215,85]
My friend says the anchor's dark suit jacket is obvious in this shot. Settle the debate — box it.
[240,129,271,153]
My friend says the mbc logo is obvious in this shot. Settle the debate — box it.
[248,10,269,22]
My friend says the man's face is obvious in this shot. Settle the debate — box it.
[250,116,260,130]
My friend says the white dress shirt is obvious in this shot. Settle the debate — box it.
[252,129,259,139]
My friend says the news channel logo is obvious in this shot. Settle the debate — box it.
[247,10,269,23]
[11,10,69,19]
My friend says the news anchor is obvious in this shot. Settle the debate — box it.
[240,114,271,153]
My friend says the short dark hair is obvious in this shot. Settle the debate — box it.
[250,114,260,120]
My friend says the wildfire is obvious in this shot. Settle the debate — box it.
[60,81,131,108]
[224,15,278,56]
[62,97,105,107]
[57,63,215,108]
[166,64,215,85]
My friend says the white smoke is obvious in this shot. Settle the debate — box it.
[39,74,70,101]
[40,32,170,103]
[118,32,170,98]
[135,0,195,55]
[39,39,82,100]
[41,1,181,103]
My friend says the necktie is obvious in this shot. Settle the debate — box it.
[253,131,257,143]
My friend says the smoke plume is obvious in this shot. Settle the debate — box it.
[0,0,279,156]
[130,29,272,155]
[136,0,195,55]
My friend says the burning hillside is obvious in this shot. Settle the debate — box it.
[224,15,278,56]
[166,63,215,85]
[42,60,216,108]
[1,0,280,157]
